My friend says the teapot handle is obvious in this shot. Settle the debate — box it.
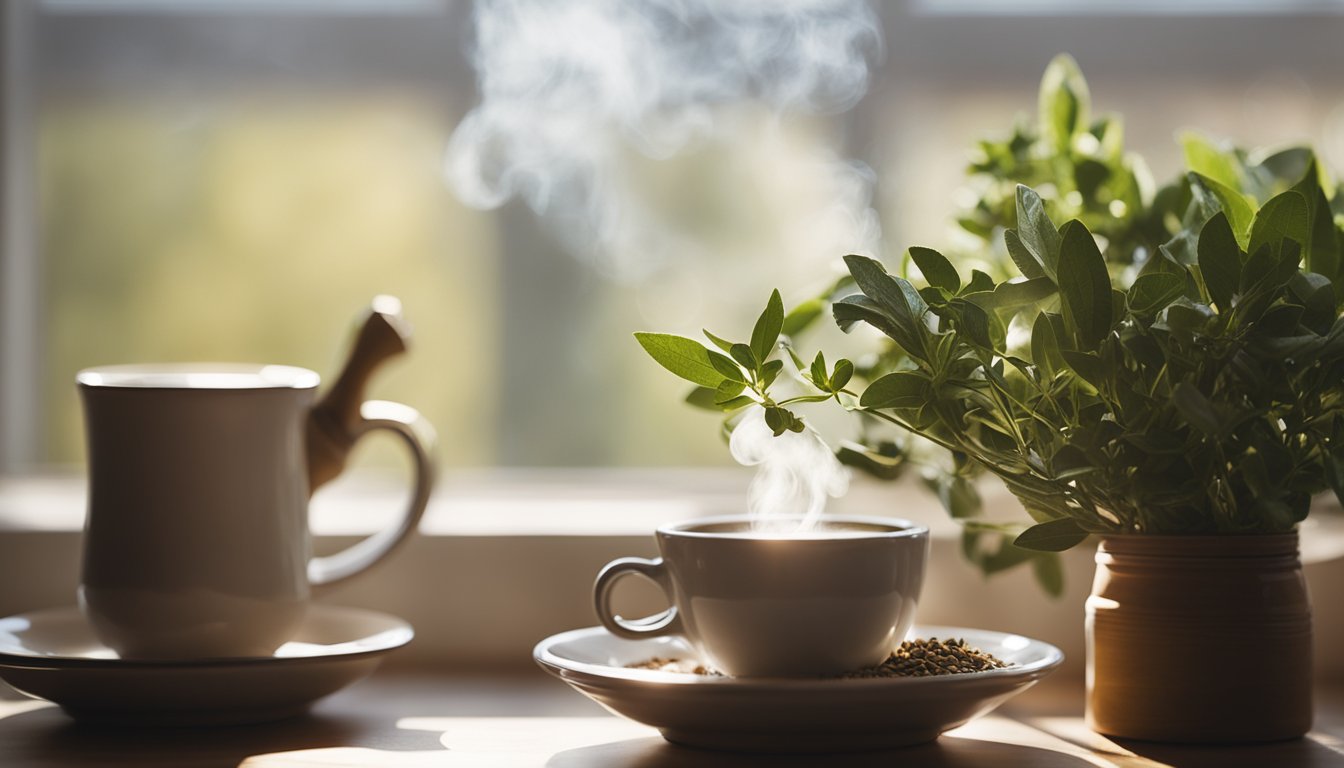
[308,400,436,588]
[304,296,438,589]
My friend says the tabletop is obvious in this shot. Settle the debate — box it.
[2,671,1343,767]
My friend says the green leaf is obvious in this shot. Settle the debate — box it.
[713,378,746,404]
[1032,554,1065,598]
[1038,54,1090,154]
[980,536,1040,575]
[729,343,757,371]
[1031,311,1065,375]
[964,269,995,294]
[1158,298,1214,334]
[937,475,982,520]
[702,329,735,354]
[716,395,755,412]
[1306,186,1341,283]
[1290,271,1336,331]
[1196,211,1241,310]
[965,277,1058,312]
[1189,173,1253,248]
[951,299,994,349]
[1181,132,1242,192]
[1127,272,1187,316]
[1290,163,1343,283]
[750,289,784,369]
[1014,517,1089,552]
[781,298,825,337]
[861,371,928,410]
[830,359,854,391]
[810,351,828,388]
[1060,350,1106,390]
[909,246,961,293]
[1258,147,1316,188]
[1050,444,1093,480]
[764,406,803,437]
[840,255,930,360]
[1016,185,1062,276]
[636,333,739,388]
[836,442,905,480]
[1056,220,1113,350]
[784,394,838,406]
[1004,228,1048,281]
[1249,190,1310,259]
[760,359,785,389]
[1171,381,1223,438]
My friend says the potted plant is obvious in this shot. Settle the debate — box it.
[636,56,1344,742]
[642,55,1196,595]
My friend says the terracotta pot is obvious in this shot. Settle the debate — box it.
[1085,533,1312,743]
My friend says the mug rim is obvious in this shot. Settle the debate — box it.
[76,363,320,391]
[657,514,928,540]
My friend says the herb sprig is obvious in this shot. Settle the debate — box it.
[843,176,1344,548]
[636,289,857,438]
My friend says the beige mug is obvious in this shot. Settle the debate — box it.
[594,515,929,677]
[77,300,436,660]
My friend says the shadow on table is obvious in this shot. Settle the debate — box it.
[1110,736,1344,768]
[1024,714,1344,768]
[546,735,1100,768]
[0,703,446,768]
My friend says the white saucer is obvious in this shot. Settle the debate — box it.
[0,605,412,725]
[534,624,1063,753]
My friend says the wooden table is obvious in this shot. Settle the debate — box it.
[2,672,1343,767]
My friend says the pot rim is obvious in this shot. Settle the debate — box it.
[1097,531,1299,558]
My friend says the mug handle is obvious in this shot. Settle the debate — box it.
[594,557,683,639]
[308,400,437,589]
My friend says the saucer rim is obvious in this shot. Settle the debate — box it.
[0,605,413,670]
[533,624,1064,688]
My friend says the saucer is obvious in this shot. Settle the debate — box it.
[0,605,412,725]
[534,624,1063,753]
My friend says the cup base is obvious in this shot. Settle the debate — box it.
[78,586,307,660]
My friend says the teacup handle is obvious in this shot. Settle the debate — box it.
[594,557,683,639]
[308,400,437,589]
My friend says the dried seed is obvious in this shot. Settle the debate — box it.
[626,637,1014,679]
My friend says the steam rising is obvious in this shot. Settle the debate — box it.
[447,0,879,529]
[730,409,850,534]
[445,0,883,279]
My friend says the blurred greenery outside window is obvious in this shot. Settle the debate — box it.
[12,2,1344,476]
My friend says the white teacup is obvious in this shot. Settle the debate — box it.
[594,515,929,677]
[77,362,434,660]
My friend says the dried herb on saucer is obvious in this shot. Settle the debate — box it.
[626,637,1012,678]
[843,637,1012,678]
[626,657,722,676]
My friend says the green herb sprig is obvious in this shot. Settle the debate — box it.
[635,289,856,438]
[842,176,1344,549]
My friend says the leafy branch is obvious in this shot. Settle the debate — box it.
[841,172,1344,550]
[635,290,857,438]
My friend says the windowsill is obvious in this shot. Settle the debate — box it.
[3,469,1344,682]
[0,467,972,538]
[7,468,1344,560]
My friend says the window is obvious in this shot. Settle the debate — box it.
[6,1,1344,478]
[4,0,1344,677]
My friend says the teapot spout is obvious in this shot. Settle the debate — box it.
[306,296,411,494]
